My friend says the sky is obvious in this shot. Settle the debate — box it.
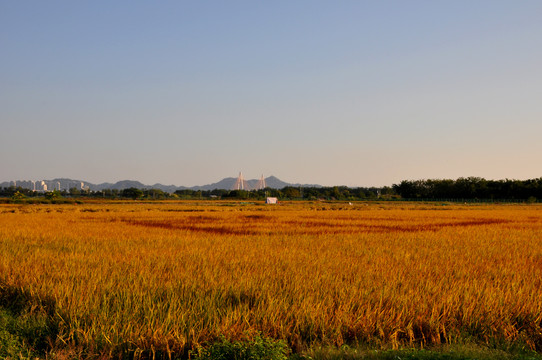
[1,1,542,187]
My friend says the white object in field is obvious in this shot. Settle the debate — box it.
[266,197,278,204]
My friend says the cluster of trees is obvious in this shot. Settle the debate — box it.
[0,185,389,201]
[174,186,391,200]
[393,177,542,201]
[0,187,171,200]
[2,177,541,202]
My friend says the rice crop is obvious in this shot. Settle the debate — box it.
[0,201,541,357]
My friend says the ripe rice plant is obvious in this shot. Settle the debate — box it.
[0,201,541,358]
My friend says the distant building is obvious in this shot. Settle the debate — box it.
[265,197,278,204]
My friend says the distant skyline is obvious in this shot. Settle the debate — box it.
[2,1,541,187]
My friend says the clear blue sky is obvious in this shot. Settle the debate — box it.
[2,1,541,187]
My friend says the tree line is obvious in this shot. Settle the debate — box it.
[1,177,541,201]
[392,177,542,201]
[0,185,388,201]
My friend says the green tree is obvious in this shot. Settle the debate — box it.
[45,190,62,200]
[121,187,144,200]
[145,189,166,200]
[11,191,25,200]
[282,187,301,199]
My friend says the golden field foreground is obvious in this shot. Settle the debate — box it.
[1,201,542,357]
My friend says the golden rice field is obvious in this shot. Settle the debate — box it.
[1,201,542,358]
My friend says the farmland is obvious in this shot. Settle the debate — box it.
[1,201,542,359]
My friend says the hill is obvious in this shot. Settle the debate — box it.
[0,176,320,192]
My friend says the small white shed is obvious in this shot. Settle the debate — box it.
[265,197,278,204]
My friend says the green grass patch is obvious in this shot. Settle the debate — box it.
[0,281,59,359]
[194,335,289,360]
[300,344,542,360]
[0,308,39,359]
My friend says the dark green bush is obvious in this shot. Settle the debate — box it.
[0,309,37,359]
[195,335,289,360]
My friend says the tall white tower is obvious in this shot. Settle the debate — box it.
[232,172,249,190]
[256,174,267,190]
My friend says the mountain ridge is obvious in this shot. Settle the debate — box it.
[0,176,321,192]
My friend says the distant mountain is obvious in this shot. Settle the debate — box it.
[95,180,147,190]
[1,176,321,192]
[190,177,237,191]
[190,175,319,191]
[150,183,185,193]
[265,176,293,189]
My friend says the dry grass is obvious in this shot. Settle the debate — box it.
[1,201,541,357]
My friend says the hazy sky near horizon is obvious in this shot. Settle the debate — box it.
[2,1,541,187]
